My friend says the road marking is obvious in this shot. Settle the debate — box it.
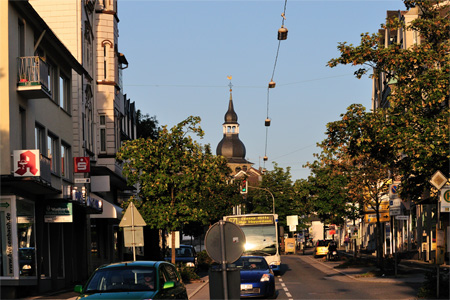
[278,277,293,300]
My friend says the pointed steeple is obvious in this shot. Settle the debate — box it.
[216,78,248,163]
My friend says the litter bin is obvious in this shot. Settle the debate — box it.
[209,265,241,300]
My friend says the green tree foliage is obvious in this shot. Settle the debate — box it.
[246,163,307,230]
[136,110,160,140]
[315,104,396,265]
[116,116,234,262]
[328,0,450,201]
[305,156,351,227]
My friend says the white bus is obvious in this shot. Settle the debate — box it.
[224,214,281,273]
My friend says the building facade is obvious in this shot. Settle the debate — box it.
[0,1,99,298]
[1,0,138,298]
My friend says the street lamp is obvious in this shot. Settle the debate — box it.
[248,186,275,214]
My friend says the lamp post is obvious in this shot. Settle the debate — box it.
[248,186,275,214]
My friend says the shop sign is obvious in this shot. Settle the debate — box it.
[365,212,389,224]
[13,149,40,177]
[74,157,90,173]
[44,202,73,223]
[364,200,389,213]
[0,197,14,276]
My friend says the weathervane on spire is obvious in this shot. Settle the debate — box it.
[227,75,233,92]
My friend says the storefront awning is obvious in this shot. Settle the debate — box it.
[90,201,123,219]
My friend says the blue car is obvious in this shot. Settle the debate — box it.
[73,261,188,300]
[164,244,197,268]
[233,256,276,298]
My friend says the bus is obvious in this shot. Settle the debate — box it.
[224,214,281,273]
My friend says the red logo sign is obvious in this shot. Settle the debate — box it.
[74,157,90,173]
[14,150,40,176]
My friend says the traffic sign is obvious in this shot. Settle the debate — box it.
[440,187,450,212]
[119,202,146,227]
[205,220,245,264]
[395,215,409,220]
[430,170,447,190]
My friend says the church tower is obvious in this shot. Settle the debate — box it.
[216,81,253,176]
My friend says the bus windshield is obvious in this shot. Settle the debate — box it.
[241,225,277,256]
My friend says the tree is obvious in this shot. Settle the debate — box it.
[316,104,395,265]
[136,110,160,140]
[327,0,449,202]
[116,116,232,263]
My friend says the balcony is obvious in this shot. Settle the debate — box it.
[17,56,52,99]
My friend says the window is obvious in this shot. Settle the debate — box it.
[59,74,70,111]
[103,45,107,79]
[100,115,106,152]
[47,134,58,173]
[18,20,25,57]
[35,124,45,154]
[19,107,26,149]
[47,60,56,97]
[60,143,70,179]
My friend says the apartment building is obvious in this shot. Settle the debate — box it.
[0,1,99,298]
[0,0,138,297]
[31,0,138,270]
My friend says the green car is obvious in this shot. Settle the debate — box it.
[74,261,188,300]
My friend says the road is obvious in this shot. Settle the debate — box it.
[191,252,422,300]
[275,255,420,300]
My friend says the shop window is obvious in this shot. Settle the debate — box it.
[17,199,36,277]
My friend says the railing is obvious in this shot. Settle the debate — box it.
[17,56,49,90]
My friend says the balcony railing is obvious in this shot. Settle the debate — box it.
[17,56,51,99]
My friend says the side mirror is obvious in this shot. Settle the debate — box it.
[74,285,83,294]
[163,281,175,289]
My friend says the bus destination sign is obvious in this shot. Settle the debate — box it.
[226,215,274,226]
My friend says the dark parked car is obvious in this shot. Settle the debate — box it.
[164,244,197,268]
[233,256,276,298]
[73,261,188,300]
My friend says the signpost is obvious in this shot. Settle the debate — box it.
[119,202,146,261]
[205,220,245,300]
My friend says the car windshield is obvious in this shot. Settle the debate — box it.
[85,266,156,293]
[233,257,269,270]
[318,240,331,247]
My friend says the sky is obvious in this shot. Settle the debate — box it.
[118,0,404,181]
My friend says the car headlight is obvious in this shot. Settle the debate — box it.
[260,274,270,282]
[270,261,281,266]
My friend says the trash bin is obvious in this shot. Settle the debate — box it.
[209,265,241,300]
